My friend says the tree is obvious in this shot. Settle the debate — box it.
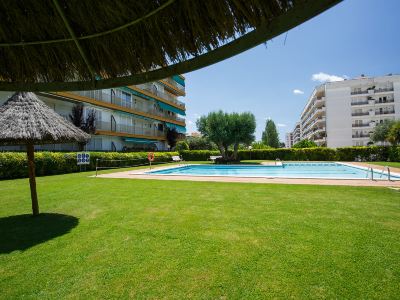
[251,141,271,149]
[371,119,395,144]
[175,141,189,151]
[197,111,256,161]
[387,121,400,145]
[292,139,318,148]
[69,103,84,128]
[262,119,280,148]
[69,104,96,150]
[186,136,217,150]
[166,127,179,149]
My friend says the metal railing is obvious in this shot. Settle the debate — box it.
[380,166,391,181]
[352,123,371,127]
[375,110,395,115]
[69,90,184,123]
[96,121,165,138]
[352,134,370,138]
[161,77,185,92]
[137,83,185,108]
[351,112,370,116]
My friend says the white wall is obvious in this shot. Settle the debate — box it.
[325,86,352,147]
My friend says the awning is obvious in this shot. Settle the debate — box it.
[124,138,159,144]
[157,101,186,116]
[165,122,186,134]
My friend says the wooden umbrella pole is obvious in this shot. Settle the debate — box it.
[27,143,39,216]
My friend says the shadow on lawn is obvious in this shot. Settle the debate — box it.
[0,213,79,254]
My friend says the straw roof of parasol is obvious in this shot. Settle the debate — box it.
[0,92,90,145]
[0,0,341,91]
[0,92,90,216]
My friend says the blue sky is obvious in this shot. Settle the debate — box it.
[183,0,400,141]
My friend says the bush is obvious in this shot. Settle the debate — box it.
[292,139,318,148]
[175,141,189,151]
[180,150,220,161]
[0,151,178,180]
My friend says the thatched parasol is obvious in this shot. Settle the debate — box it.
[0,0,342,91]
[0,92,90,216]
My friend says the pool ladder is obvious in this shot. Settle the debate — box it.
[366,166,392,181]
[366,167,374,180]
[380,166,391,181]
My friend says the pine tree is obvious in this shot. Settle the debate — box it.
[262,119,280,148]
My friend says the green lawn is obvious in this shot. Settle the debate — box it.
[1,167,399,299]
[368,161,400,169]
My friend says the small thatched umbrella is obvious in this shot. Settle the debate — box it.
[0,92,90,216]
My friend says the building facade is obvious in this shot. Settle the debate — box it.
[288,74,400,147]
[0,75,186,151]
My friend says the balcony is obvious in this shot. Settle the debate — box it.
[136,83,185,108]
[375,99,395,104]
[352,123,372,128]
[352,134,370,138]
[96,121,165,138]
[68,90,185,123]
[351,112,370,116]
[375,110,395,115]
[374,87,394,93]
[161,77,185,94]
[351,87,394,95]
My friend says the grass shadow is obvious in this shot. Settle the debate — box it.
[0,213,79,254]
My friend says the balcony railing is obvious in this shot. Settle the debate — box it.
[68,90,185,123]
[137,83,185,108]
[375,110,395,115]
[375,87,394,93]
[96,121,165,138]
[352,123,371,127]
[161,77,185,93]
[352,134,370,138]
[351,112,370,116]
[351,87,394,95]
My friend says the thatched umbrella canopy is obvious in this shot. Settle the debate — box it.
[0,0,341,92]
[0,92,90,216]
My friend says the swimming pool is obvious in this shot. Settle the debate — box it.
[146,162,400,180]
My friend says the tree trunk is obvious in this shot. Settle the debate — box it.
[233,143,239,160]
[27,143,39,216]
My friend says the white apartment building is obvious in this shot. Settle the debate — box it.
[287,122,301,147]
[289,74,400,147]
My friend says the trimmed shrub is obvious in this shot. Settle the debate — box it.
[180,150,220,161]
[0,151,178,180]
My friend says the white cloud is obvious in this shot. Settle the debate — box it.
[187,120,194,125]
[277,123,287,127]
[293,89,304,95]
[311,72,348,83]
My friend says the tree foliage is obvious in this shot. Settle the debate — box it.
[387,121,400,145]
[251,141,271,149]
[196,111,256,161]
[186,136,217,150]
[175,141,189,151]
[166,127,180,149]
[371,120,395,143]
[292,139,318,148]
[262,119,280,148]
[69,104,96,150]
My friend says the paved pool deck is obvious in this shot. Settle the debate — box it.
[96,162,400,188]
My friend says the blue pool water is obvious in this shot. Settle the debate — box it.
[147,163,400,180]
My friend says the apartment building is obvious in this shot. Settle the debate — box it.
[0,75,186,151]
[288,74,400,147]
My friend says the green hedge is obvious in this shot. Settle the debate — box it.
[180,147,400,162]
[0,151,178,180]
[1,147,399,180]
